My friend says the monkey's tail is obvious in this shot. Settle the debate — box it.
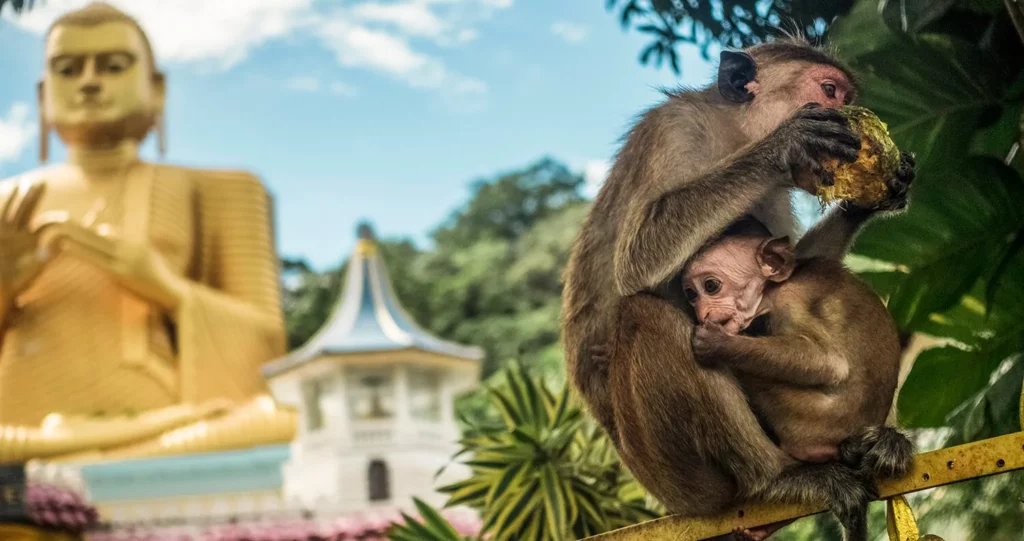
[839,425,915,480]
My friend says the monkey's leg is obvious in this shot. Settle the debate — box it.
[610,294,794,514]
[755,462,875,541]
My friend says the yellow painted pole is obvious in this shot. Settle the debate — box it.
[585,431,1024,541]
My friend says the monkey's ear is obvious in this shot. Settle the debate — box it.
[718,50,757,103]
[757,237,795,282]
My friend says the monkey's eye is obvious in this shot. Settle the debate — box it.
[821,83,837,99]
[703,278,722,295]
[684,287,698,304]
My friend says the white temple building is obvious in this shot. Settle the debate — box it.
[262,222,484,512]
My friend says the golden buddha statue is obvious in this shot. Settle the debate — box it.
[0,2,296,464]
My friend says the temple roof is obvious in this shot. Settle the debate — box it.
[263,223,484,378]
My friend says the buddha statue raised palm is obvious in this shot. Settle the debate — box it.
[0,2,296,464]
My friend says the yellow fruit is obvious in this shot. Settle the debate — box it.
[818,105,900,207]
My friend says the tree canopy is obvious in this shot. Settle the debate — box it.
[606,0,856,74]
[283,157,588,381]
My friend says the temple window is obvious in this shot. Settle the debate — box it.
[409,366,442,421]
[346,368,395,421]
[302,377,328,431]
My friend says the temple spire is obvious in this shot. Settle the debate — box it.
[264,221,483,377]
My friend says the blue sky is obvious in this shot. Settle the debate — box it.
[0,0,718,270]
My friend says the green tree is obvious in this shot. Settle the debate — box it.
[282,157,588,379]
[606,0,856,74]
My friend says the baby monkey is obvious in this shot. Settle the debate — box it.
[682,219,913,539]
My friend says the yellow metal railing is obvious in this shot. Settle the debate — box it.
[587,430,1024,540]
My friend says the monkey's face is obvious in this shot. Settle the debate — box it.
[683,235,796,335]
[792,64,853,109]
[682,237,769,335]
[742,62,855,142]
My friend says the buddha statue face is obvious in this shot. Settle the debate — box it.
[39,3,165,149]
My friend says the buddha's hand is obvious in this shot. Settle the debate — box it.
[36,220,187,312]
[0,181,50,306]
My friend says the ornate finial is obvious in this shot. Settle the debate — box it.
[356,221,376,241]
[355,221,377,255]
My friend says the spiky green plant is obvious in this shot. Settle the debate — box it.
[387,498,475,541]
[436,363,661,541]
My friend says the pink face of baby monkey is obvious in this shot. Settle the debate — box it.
[682,235,796,335]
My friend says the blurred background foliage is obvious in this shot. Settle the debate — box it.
[287,1,1024,539]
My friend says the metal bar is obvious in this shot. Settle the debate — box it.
[585,431,1024,541]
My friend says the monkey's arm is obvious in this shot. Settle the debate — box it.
[613,107,861,296]
[796,151,917,261]
[695,328,849,387]
[795,207,873,261]
[614,148,788,296]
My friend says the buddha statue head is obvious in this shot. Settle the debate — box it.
[38,2,166,161]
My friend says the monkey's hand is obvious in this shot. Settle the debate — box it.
[764,104,862,191]
[692,322,730,367]
[847,150,916,215]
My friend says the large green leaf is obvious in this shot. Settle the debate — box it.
[829,0,900,59]
[896,345,1005,427]
[851,158,1024,328]
[879,0,960,34]
[945,355,1024,444]
[414,498,465,540]
[438,478,489,508]
[851,34,1007,172]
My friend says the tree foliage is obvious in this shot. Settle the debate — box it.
[606,0,856,74]
[283,157,588,381]
[824,1,1024,539]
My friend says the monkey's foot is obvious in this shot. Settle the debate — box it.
[840,426,915,480]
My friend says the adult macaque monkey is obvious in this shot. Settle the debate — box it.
[561,39,916,540]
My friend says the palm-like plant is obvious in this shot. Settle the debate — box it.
[395,363,660,541]
[387,498,477,541]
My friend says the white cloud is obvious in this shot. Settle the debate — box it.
[2,0,512,104]
[0,103,36,164]
[5,0,314,70]
[582,159,610,198]
[317,19,443,88]
[329,81,359,97]
[551,21,587,44]
[350,1,446,38]
[285,76,359,98]
[285,75,321,92]
[315,17,486,96]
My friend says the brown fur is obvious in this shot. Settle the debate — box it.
[685,240,914,541]
[690,254,908,466]
[560,38,915,539]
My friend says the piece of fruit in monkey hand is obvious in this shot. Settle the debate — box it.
[818,105,901,207]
